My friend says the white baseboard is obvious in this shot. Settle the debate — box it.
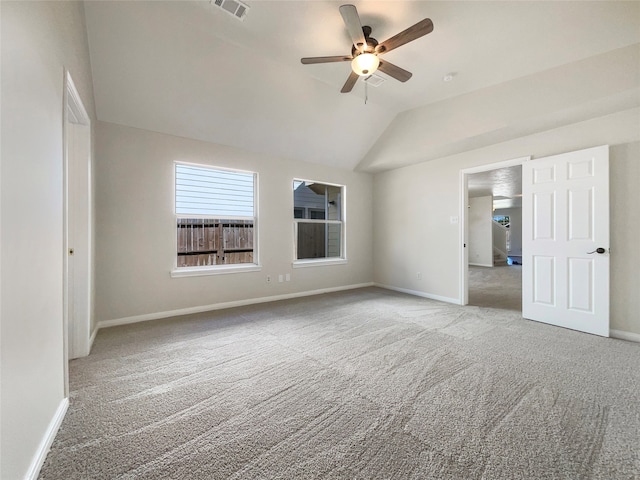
[610,329,640,343]
[97,282,375,330]
[469,262,494,268]
[374,283,462,305]
[25,397,69,480]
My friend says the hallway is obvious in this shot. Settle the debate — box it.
[468,265,522,311]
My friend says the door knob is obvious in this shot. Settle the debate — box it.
[587,247,606,254]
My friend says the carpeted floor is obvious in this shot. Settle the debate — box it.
[40,287,639,479]
[469,264,522,311]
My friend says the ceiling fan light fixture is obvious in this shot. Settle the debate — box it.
[301,4,434,93]
[351,53,380,76]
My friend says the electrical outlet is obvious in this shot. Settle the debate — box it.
[266,275,271,283]
[285,273,291,282]
[278,274,283,283]
[416,272,422,280]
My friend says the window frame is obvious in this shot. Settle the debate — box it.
[292,178,347,268]
[171,161,260,278]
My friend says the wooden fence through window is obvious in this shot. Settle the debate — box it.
[177,218,253,267]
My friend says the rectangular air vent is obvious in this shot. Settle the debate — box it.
[211,0,249,21]
[364,74,385,87]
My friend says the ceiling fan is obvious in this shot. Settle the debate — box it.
[301,4,434,93]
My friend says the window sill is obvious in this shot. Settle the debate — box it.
[171,264,262,278]
[292,258,347,268]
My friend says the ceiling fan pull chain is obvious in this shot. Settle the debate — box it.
[365,77,368,104]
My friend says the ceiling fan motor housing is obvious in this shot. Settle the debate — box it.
[351,28,378,56]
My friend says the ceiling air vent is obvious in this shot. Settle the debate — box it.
[211,0,249,21]
[364,74,385,87]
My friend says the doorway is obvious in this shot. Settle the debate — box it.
[459,157,529,310]
[63,71,92,385]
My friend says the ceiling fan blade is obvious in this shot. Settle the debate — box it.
[341,71,359,93]
[339,4,366,52]
[378,60,412,82]
[376,18,434,55]
[301,56,352,65]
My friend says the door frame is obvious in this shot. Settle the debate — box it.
[62,70,92,395]
[459,156,530,305]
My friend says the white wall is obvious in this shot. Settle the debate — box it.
[494,207,522,256]
[94,122,373,323]
[468,196,493,267]
[373,109,640,334]
[0,1,96,478]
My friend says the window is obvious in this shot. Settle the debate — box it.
[174,163,257,272]
[293,180,344,263]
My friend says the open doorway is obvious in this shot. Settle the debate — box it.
[460,157,529,311]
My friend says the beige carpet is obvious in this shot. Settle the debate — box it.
[40,287,639,479]
[469,264,522,311]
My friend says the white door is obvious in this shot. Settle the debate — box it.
[64,72,92,362]
[522,145,609,336]
[66,122,91,358]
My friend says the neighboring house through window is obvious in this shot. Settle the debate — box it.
[293,180,345,263]
[174,163,258,275]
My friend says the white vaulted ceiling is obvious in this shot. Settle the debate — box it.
[83,1,640,171]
